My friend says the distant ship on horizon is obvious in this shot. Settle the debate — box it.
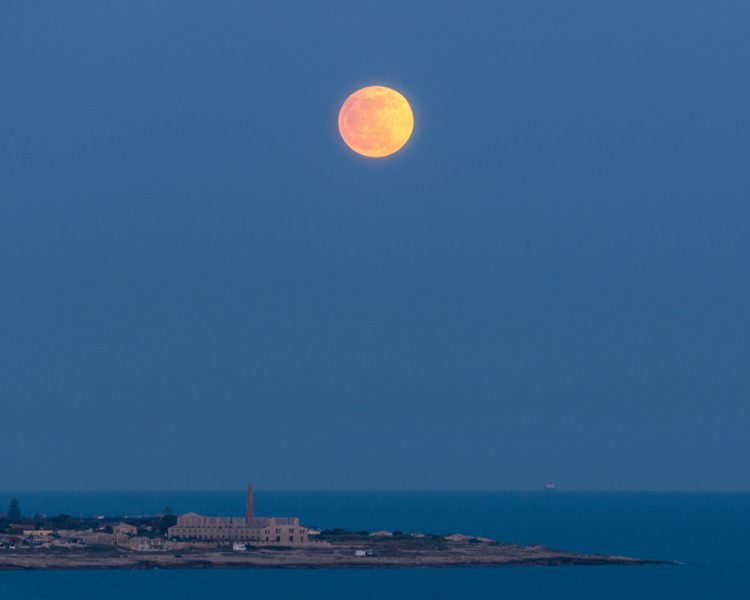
[545,482,556,491]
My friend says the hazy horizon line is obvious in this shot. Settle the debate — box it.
[3,488,750,494]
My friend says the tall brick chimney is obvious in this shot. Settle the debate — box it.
[246,481,254,520]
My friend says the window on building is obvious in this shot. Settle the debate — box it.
[275,535,280,543]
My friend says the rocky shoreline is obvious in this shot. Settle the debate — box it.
[0,538,672,570]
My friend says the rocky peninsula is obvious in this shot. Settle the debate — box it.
[1,491,671,570]
[1,529,669,570]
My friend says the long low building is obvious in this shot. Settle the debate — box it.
[168,482,311,545]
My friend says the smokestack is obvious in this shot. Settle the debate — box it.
[246,481,254,521]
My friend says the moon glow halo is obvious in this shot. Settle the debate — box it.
[338,86,414,158]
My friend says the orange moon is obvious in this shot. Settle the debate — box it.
[338,86,414,158]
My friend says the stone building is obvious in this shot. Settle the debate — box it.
[83,532,131,546]
[168,482,311,546]
[129,537,180,552]
[111,523,138,536]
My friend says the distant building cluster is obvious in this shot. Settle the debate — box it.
[1,521,178,553]
[167,482,311,545]
[1,481,314,553]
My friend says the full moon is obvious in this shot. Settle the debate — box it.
[338,86,414,158]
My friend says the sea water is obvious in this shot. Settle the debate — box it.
[0,491,747,599]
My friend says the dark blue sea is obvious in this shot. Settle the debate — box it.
[1,491,747,599]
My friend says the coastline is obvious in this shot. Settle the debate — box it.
[0,540,672,571]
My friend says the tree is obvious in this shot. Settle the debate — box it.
[159,513,177,536]
[7,498,21,521]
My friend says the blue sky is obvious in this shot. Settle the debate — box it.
[1,1,749,490]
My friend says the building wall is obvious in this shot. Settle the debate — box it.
[82,533,131,546]
[166,482,311,546]
[168,515,309,545]
[128,537,183,552]
[112,523,138,536]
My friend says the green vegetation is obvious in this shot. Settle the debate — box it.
[0,511,172,536]
[318,528,417,539]
[159,513,177,535]
[319,528,351,536]
[48,514,95,530]
[7,498,21,521]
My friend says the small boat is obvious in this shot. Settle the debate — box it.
[545,482,556,491]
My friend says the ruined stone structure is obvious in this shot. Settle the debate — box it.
[168,482,310,545]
